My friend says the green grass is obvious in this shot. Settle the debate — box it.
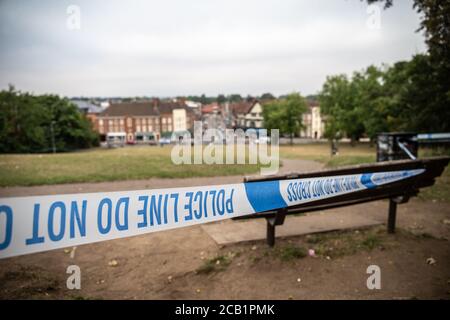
[281,143,450,202]
[305,228,385,258]
[256,244,307,263]
[280,142,376,167]
[361,234,383,250]
[0,143,374,187]
[0,143,448,202]
[417,148,450,202]
[326,155,376,167]
[276,244,307,261]
[196,255,232,274]
[0,146,261,187]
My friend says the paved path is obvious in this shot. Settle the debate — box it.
[202,211,382,245]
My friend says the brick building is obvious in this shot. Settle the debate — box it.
[95,100,195,143]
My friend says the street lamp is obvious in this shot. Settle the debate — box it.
[50,120,56,154]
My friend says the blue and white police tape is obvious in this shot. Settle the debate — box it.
[0,168,424,259]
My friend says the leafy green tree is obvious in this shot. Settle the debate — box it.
[353,65,389,140]
[217,94,226,104]
[365,0,450,132]
[283,93,308,144]
[260,92,276,100]
[319,52,450,142]
[263,93,308,145]
[263,101,284,132]
[0,86,98,153]
[382,54,449,132]
[319,75,365,143]
[0,86,49,152]
[227,94,243,103]
[245,94,255,102]
[199,94,209,105]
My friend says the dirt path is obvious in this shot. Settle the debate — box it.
[1,199,449,300]
[1,159,449,300]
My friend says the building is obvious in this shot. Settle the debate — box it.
[201,102,227,131]
[71,99,105,132]
[300,101,325,139]
[230,100,264,129]
[185,100,202,109]
[95,100,195,143]
[158,101,195,134]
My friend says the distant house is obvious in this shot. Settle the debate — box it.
[230,100,264,129]
[201,102,227,131]
[71,99,104,114]
[158,101,195,134]
[95,100,195,143]
[100,101,110,109]
[230,98,324,139]
[299,101,325,139]
[185,100,202,108]
[71,99,105,132]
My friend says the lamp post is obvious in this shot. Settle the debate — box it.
[50,121,56,154]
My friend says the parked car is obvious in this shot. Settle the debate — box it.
[256,135,271,144]
[135,132,157,146]
[159,137,171,146]
[106,132,126,148]
[126,140,136,145]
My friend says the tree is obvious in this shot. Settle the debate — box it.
[0,85,50,152]
[319,1,450,143]
[365,0,450,132]
[199,94,209,105]
[319,75,365,143]
[217,94,226,104]
[245,94,255,102]
[0,86,98,153]
[260,92,276,100]
[353,65,389,140]
[227,94,243,103]
[263,93,308,145]
[382,54,450,132]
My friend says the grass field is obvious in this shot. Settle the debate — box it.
[0,146,261,187]
[0,143,448,202]
[0,143,371,187]
[279,142,376,167]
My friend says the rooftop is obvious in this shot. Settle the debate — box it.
[100,102,159,117]
[99,100,194,117]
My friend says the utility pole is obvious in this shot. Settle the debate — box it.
[50,121,56,154]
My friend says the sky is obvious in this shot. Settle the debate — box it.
[0,0,426,98]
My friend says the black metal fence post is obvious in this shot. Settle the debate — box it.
[265,208,287,247]
[266,221,275,247]
[388,198,397,233]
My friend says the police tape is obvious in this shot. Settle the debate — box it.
[0,168,424,259]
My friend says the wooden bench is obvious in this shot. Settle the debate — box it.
[235,156,450,246]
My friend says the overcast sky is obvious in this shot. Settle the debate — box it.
[0,0,426,97]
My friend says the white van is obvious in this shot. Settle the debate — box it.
[106,132,126,148]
